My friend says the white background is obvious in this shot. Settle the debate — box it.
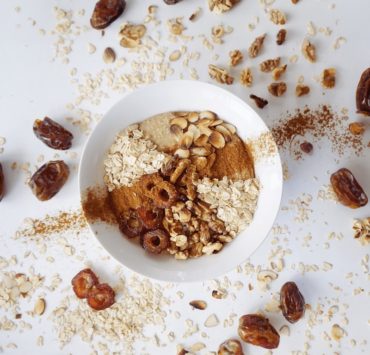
[0,0,369,354]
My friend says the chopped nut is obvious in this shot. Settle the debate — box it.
[352,217,370,243]
[260,57,281,72]
[208,64,234,85]
[331,324,345,341]
[240,68,253,87]
[268,82,287,97]
[189,300,207,310]
[302,39,316,63]
[209,131,226,149]
[296,84,310,97]
[269,9,286,25]
[208,0,240,14]
[103,47,116,64]
[229,50,243,67]
[204,313,220,327]
[212,288,228,299]
[272,65,287,80]
[119,23,146,48]
[349,122,365,135]
[168,18,185,35]
[321,68,336,88]
[34,298,46,315]
[248,34,266,58]
[276,29,287,45]
[250,94,268,109]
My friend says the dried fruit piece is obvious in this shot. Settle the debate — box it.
[218,339,244,355]
[356,68,370,115]
[117,209,145,238]
[90,0,126,30]
[140,173,164,197]
[189,300,207,310]
[276,29,287,45]
[29,161,69,201]
[152,181,178,208]
[321,68,336,89]
[87,283,115,310]
[248,34,266,58]
[268,82,287,97]
[260,58,281,73]
[229,50,243,67]
[272,65,287,80]
[164,0,182,4]
[137,206,164,230]
[71,269,99,299]
[240,68,253,87]
[349,122,365,135]
[208,64,234,85]
[300,141,313,154]
[33,117,73,150]
[250,94,268,109]
[142,229,169,254]
[0,163,4,201]
[296,84,310,97]
[280,282,305,323]
[330,168,368,208]
[238,314,280,349]
[269,9,286,25]
[103,47,116,63]
[302,39,316,63]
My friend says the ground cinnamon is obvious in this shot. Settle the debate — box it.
[82,187,116,224]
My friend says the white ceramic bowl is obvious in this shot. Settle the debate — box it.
[79,80,282,282]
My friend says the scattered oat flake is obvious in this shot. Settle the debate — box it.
[204,313,219,327]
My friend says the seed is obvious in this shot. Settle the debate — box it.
[198,125,213,137]
[209,131,226,149]
[222,123,236,135]
[179,132,194,149]
[191,147,212,157]
[103,47,116,64]
[169,50,182,61]
[34,298,46,315]
[194,134,209,147]
[175,149,190,159]
[188,112,199,123]
[189,300,207,310]
[171,117,188,129]
[187,124,201,140]
[215,125,232,142]
[199,111,217,120]
[170,124,183,137]
[209,119,224,127]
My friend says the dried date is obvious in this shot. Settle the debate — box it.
[330,168,368,208]
[0,163,4,201]
[238,314,280,349]
[29,160,69,201]
[33,117,73,150]
[218,339,244,355]
[356,68,370,115]
[87,283,115,310]
[72,269,99,299]
[280,282,305,323]
[90,0,126,30]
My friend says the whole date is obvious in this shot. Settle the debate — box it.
[90,0,126,30]
[280,281,305,323]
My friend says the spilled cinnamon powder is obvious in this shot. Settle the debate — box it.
[271,105,365,159]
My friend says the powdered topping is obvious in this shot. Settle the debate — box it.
[196,177,260,235]
[104,127,168,191]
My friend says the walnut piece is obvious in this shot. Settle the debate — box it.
[248,34,266,58]
[353,217,370,244]
[272,65,287,80]
[296,84,310,97]
[302,39,316,63]
[321,68,336,88]
[208,0,240,14]
[240,68,253,87]
[276,29,287,45]
[269,9,286,25]
[229,50,243,67]
[268,82,287,97]
[119,23,146,48]
[208,64,234,85]
[260,58,281,73]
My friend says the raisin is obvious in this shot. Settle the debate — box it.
[33,117,73,150]
[0,163,4,201]
[280,282,305,323]
[276,29,287,45]
[218,339,244,355]
[29,161,69,201]
[250,94,268,109]
[356,68,370,115]
[300,141,313,154]
[330,168,368,209]
[90,0,126,30]
[238,314,280,349]
[87,284,115,310]
[142,229,169,254]
[71,269,99,299]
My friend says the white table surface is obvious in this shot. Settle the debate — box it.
[0,0,369,354]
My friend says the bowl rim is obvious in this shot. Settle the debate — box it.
[78,79,283,283]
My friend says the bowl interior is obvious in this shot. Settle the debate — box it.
[79,80,282,282]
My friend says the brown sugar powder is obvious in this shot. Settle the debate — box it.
[271,105,365,159]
